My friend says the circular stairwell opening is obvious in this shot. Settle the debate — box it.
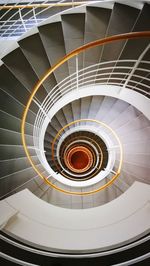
[45,129,109,181]
[68,146,92,172]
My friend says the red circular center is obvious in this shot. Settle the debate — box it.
[64,146,93,173]
[70,150,89,170]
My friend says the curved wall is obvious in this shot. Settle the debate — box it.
[0,182,149,253]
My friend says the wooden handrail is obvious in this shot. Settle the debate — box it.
[0,2,87,10]
[21,32,150,195]
[53,132,104,180]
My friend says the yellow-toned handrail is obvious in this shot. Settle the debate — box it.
[55,134,104,180]
[24,118,123,196]
[0,2,87,10]
[51,120,117,182]
[21,32,150,195]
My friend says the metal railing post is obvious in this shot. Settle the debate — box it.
[76,54,79,90]
[122,43,150,90]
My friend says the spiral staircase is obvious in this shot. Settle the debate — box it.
[0,1,150,265]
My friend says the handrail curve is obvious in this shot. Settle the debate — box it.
[21,32,150,195]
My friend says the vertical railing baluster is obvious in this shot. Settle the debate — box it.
[122,43,150,90]
[19,8,26,33]
[76,54,79,90]
[33,7,37,25]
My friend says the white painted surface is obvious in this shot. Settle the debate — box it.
[37,121,117,188]
[37,85,150,180]
[54,125,116,187]
[18,27,39,41]
[48,86,150,121]
[0,201,18,229]
[2,182,150,252]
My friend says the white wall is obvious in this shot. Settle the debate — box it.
[0,181,149,253]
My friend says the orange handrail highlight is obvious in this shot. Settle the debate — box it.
[21,32,150,195]
[0,2,87,10]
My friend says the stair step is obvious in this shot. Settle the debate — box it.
[19,33,57,93]
[84,6,111,68]
[39,22,69,83]
[61,13,85,75]
[101,3,140,62]
[2,48,47,103]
